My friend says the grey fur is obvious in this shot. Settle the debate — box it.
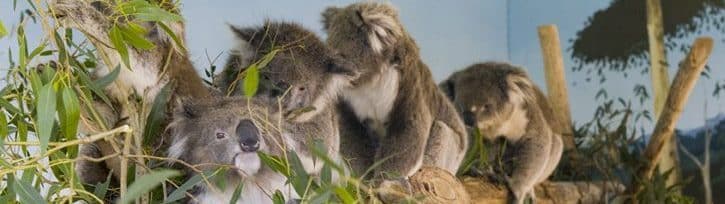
[322,2,468,179]
[440,62,563,204]
[51,0,212,187]
[217,21,357,175]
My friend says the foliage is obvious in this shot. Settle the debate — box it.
[0,1,376,203]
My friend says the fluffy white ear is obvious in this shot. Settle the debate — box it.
[356,3,403,53]
[507,74,536,106]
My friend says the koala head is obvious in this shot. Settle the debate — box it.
[224,22,358,123]
[322,2,413,83]
[167,97,283,178]
[440,63,534,138]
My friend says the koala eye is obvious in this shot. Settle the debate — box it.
[215,132,226,139]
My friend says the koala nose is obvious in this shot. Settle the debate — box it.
[462,111,476,126]
[237,120,260,152]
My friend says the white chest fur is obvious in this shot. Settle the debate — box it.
[343,65,400,136]
[94,53,167,103]
[195,173,294,204]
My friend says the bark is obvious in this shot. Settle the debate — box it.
[537,24,575,151]
[633,37,713,197]
[462,177,626,204]
[646,0,681,188]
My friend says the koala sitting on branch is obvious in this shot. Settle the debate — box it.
[440,62,564,204]
[322,2,468,183]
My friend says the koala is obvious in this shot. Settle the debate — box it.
[216,21,370,177]
[51,0,212,185]
[167,97,290,203]
[216,21,358,123]
[439,62,564,204]
[322,2,468,180]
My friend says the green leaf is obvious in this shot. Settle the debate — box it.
[243,65,259,98]
[118,0,183,22]
[257,49,279,69]
[37,83,56,153]
[0,112,6,151]
[12,177,47,204]
[308,189,333,204]
[143,84,171,145]
[119,23,155,50]
[157,22,186,51]
[287,151,312,196]
[59,87,80,141]
[0,20,7,38]
[258,152,289,177]
[333,187,356,204]
[228,182,244,204]
[93,173,113,200]
[0,97,21,115]
[92,65,121,89]
[109,25,131,69]
[165,170,218,203]
[272,190,286,204]
[118,169,180,204]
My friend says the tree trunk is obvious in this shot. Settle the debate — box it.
[462,177,625,204]
[646,0,681,189]
[537,24,575,151]
[633,37,713,198]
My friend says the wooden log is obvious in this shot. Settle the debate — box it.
[634,37,713,195]
[462,177,625,204]
[537,24,575,151]
[646,0,682,188]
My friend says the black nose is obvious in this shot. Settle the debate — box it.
[237,120,260,152]
[462,111,476,126]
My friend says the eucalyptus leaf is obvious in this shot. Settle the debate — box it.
[92,65,121,89]
[12,177,47,204]
[228,182,244,204]
[59,87,80,141]
[287,151,312,196]
[243,65,259,98]
[93,173,113,200]
[143,84,171,145]
[0,20,7,38]
[119,23,155,50]
[37,83,56,153]
[165,170,218,203]
[109,25,131,69]
[118,169,180,204]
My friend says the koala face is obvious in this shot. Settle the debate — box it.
[168,98,282,177]
[322,3,404,83]
[227,22,358,123]
[441,63,529,138]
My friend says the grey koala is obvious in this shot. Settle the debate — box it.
[52,0,213,187]
[439,62,563,204]
[322,2,468,179]
[216,21,366,176]
[216,21,358,123]
[168,96,342,203]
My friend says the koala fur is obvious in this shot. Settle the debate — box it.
[216,21,358,123]
[51,0,212,186]
[440,62,564,204]
[168,97,288,203]
[322,2,468,178]
[217,21,363,175]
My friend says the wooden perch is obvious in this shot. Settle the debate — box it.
[462,177,625,204]
[634,37,714,194]
[537,24,575,150]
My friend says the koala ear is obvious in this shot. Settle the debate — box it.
[507,74,536,105]
[439,79,456,100]
[354,4,402,53]
[229,24,257,43]
[173,98,199,119]
[321,7,340,31]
